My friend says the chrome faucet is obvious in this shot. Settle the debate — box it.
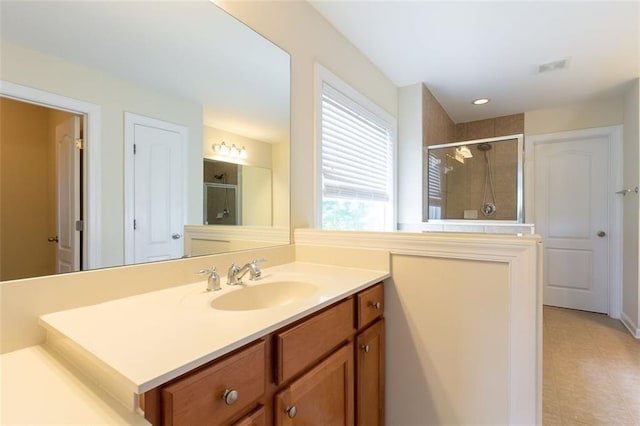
[227,259,265,286]
[198,266,221,291]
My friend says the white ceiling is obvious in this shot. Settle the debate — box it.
[1,1,290,144]
[310,1,640,123]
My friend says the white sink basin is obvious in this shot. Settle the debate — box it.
[210,281,318,311]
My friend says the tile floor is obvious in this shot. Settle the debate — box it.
[544,306,640,425]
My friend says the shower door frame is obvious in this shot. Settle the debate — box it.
[425,134,525,223]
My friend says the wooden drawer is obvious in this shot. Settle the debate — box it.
[161,341,265,426]
[356,283,384,329]
[275,298,354,385]
[232,405,265,426]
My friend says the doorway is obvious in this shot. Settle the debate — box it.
[0,97,84,280]
[124,112,187,265]
[525,126,623,316]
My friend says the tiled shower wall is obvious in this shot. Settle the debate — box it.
[421,84,524,221]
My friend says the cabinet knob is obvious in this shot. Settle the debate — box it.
[222,389,238,405]
[371,301,381,309]
[361,344,370,353]
[286,405,297,418]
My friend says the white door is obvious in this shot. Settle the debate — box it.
[55,116,81,273]
[125,113,186,264]
[534,135,611,313]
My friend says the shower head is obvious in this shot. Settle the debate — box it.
[477,143,492,152]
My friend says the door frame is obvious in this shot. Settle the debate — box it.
[524,125,623,318]
[123,112,188,265]
[0,80,102,270]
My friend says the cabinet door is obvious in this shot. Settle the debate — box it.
[232,405,265,426]
[275,344,354,426]
[356,319,385,426]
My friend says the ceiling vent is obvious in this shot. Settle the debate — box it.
[537,58,569,74]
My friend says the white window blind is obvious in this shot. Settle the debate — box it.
[321,82,393,202]
[428,154,442,202]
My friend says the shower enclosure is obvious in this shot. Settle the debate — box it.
[203,159,240,225]
[425,134,524,222]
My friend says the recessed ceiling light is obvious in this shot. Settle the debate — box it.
[472,98,490,105]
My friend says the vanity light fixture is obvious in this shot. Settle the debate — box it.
[212,141,247,159]
[472,98,490,105]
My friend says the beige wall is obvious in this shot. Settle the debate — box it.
[1,42,204,268]
[217,0,398,230]
[387,255,510,424]
[272,141,290,229]
[423,84,456,147]
[0,98,55,280]
[524,97,624,135]
[455,113,524,141]
[622,78,640,334]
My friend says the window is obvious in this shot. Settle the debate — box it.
[427,154,443,219]
[316,65,396,231]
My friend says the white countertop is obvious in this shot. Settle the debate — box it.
[39,262,389,412]
[0,345,150,425]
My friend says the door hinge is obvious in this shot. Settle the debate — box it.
[75,138,84,150]
[75,220,84,232]
[133,144,137,154]
[134,219,137,230]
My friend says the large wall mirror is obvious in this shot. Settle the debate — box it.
[0,1,291,281]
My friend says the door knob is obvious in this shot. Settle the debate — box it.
[597,231,606,237]
[47,236,59,243]
[172,233,182,240]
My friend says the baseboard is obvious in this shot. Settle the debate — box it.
[621,311,640,339]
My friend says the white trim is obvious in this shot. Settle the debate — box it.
[294,228,542,425]
[123,112,188,265]
[313,63,397,230]
[621,311,640,339]
[525,125,623,319]
[0,80,102,270]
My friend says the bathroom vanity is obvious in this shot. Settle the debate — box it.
[35,262,389,425]
[143,282,384,425]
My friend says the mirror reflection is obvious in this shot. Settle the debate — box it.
[0,1,290,281]
[426,135,523,222]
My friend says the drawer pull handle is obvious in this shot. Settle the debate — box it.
[222,389,239,405]
[361,344,370,353]
[286,405,297,419]
[370,301,381,309]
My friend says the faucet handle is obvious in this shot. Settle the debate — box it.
[251,258,266,265]
[198,266,221,292]
[198,266,217,275]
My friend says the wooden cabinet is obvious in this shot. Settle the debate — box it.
[144,282,385,426]
[275,298,354,385]
[160,340,265,426]
[356,282,384,329]
[274,344,354,425]
[232,405,266,426]
[356,319,385,426]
